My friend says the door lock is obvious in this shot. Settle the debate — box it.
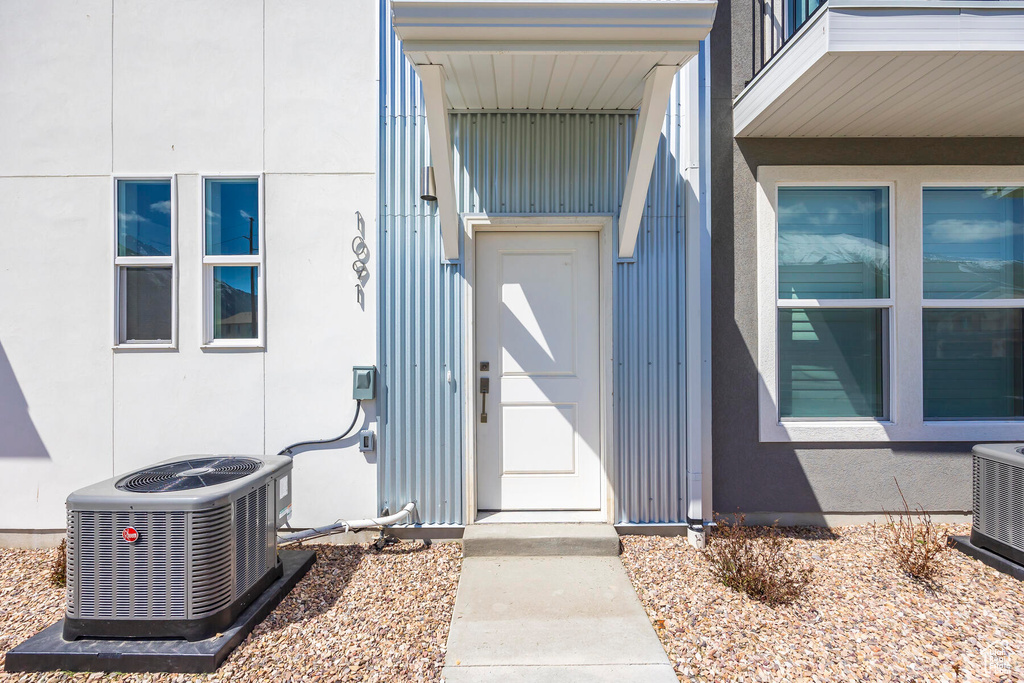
[479,376,489,423]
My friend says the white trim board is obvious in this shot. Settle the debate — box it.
[461,214,615,524]
[757,165,1024,443]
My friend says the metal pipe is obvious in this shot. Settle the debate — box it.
[277,502,416,545]
[685,37,713,536]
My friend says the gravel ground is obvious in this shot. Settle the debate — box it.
[622,524,1024,682]
[0,540,461,683]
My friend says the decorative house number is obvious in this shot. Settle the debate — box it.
[353,211,370,307]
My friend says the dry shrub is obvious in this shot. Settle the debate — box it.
[49,538,67,588]
[701,514,812,606]
[881,478,947,582]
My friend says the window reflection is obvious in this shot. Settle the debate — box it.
[117,180,172,257]
[778,187,889,299]
[788,0,825,37]
[924,308,1024,419]
[779,308,886,419]
[205,179,259,256]
[923,187,1024,299]
[213,266,258,339]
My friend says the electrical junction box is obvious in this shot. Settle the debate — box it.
[352,366,376,400]
[359,430,376,453]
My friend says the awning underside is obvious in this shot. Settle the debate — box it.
[390,0,717,259]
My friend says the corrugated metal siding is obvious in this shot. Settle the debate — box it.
[378,1,464,525]
[379,3,694,524]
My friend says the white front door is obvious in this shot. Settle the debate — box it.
[476,231,602,511]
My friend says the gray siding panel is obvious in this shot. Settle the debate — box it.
[380,3,697,524]
[711,0,1024,516]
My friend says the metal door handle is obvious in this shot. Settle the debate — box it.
[480,376,489,423]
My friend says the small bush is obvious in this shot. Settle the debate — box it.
[881,478,947,582]
[49,538,67,588]
[701,514,812,606]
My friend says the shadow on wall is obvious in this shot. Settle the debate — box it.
[276,399,378,464]
[709,136,973,522]
[0,339,50,459]
[710,170,972,522]
[707,1,978,525]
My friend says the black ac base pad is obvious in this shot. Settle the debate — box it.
[5,549,316,674]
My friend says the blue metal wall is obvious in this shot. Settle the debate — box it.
[379,3,694,524]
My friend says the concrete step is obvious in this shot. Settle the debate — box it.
[462,523,620,557]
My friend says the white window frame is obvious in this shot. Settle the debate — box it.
[113,175,177,349]
[200,174,265,349]
[758,165,1024,442]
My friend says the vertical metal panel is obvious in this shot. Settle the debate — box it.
[379,1,464,525]
[380,3,696,524]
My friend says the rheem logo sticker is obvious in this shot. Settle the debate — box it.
[122,527,139,543]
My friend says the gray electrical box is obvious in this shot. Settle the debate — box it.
[359,429,376,453]
[352,365,376,400]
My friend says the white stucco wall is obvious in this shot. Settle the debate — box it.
[0,0,379,533]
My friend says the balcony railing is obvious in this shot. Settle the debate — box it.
[752,0,826,78]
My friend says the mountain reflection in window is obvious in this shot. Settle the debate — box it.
[924,187,1024,299]
[778,187,890,300]
[213,266,258,339]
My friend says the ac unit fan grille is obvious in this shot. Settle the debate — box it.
[974,453,1024,550]
[115,457,263,493]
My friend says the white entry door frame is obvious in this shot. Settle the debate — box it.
[462,214,615,524]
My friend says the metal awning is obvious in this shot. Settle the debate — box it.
[734,0,1024,138]
[390,0,718,259]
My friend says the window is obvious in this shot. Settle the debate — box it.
[202,177,263,346]
[758,167,1024,442]
[776,187,891,420]
[114,177,175,347]
[787,0,824,38]
[922,187,1024,420]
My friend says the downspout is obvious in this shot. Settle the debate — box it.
[685,37,714,547]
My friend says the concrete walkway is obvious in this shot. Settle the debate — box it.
[442,525,676,682]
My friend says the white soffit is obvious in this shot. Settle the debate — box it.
[390,0,717,110]
[734,0,1024,137]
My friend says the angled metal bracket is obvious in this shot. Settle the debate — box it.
[617,65,680,259]
[418,64,460,261]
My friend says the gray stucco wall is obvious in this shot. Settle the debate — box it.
[709,0,1024,518]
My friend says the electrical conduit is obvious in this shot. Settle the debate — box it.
[277,502,416,545]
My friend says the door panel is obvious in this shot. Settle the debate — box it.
[476,232,601,511]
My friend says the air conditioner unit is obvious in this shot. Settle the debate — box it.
[972,443,1024,566]
[64,455,293,642]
